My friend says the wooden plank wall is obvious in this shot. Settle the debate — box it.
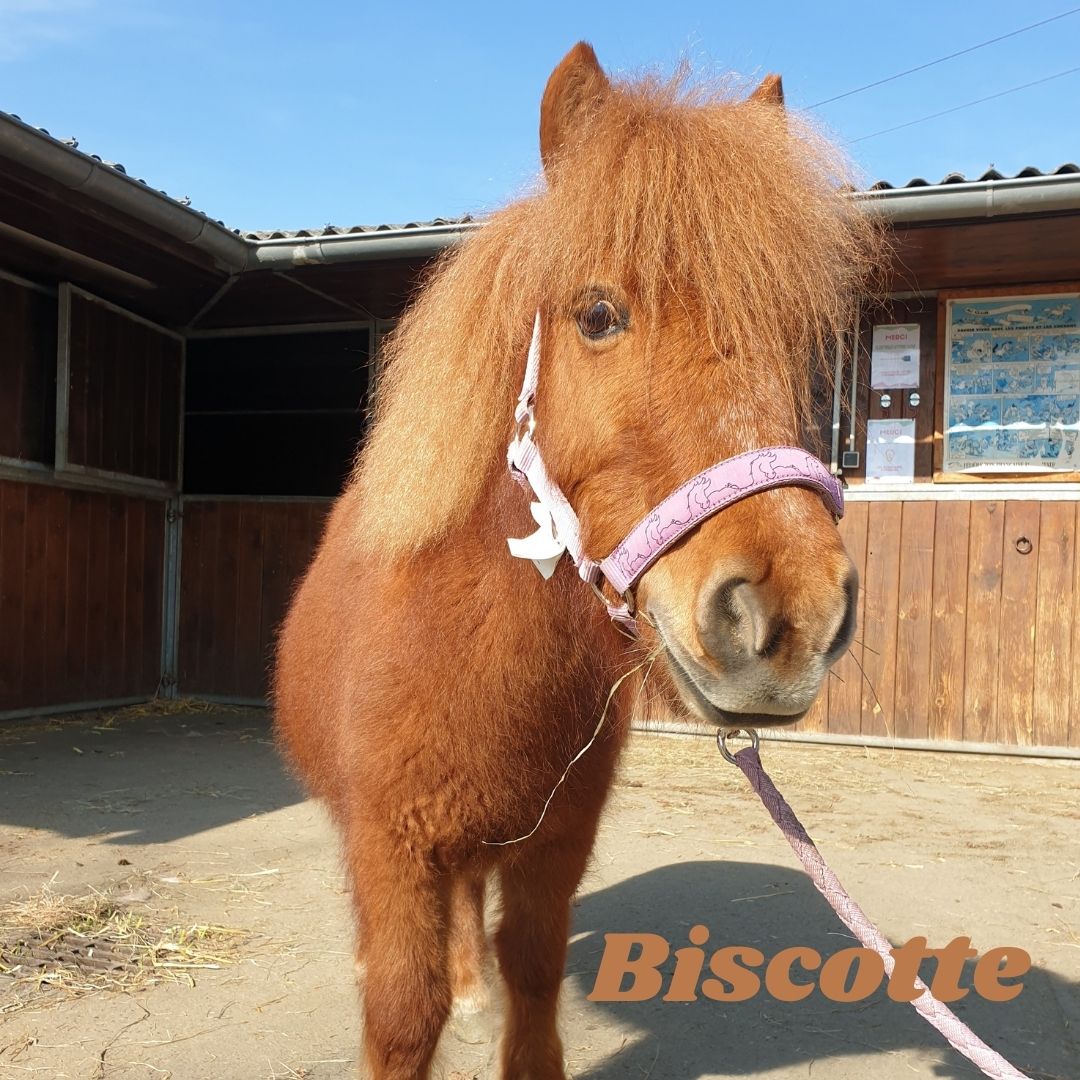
[66,291,182,484]
[0,277,57,465]
[800,498,1080,748]
[0,478,166,711]
[177,500,329,700]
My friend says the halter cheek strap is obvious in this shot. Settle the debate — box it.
[506,312,845,636]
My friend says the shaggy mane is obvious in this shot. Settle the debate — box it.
[352,69,883,561]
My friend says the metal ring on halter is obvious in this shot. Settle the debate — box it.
[717,727,759,764]
[589,580,636,617]
[833,475,847,525]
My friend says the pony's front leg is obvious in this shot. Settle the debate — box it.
[495,834,594,1080]
[350,840,453,1080]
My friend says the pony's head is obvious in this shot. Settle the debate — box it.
[531,44,876,727]
[356,43,883,728]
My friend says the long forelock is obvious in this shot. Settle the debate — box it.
[532,73,881,408]
[352,70,883,563]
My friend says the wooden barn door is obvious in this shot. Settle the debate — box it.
[175,498,328,703]
[173,323,368,702]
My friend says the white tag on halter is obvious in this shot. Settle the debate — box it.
[507,501,565,580]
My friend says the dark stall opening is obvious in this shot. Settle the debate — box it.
[183,327,371,497]
[0,275,57,468]
[176,325,373,702]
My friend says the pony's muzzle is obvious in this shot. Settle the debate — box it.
[699,569,858,667]
[648,551,858,726]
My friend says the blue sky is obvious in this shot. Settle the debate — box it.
[1,1,1078,232]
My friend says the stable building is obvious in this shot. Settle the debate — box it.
[818,166,1080,754]
[0,111,1077,753]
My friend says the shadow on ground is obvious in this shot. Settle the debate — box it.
[0,708,303,845]
[565,861,1079,1079]
[0,713,1076,1079]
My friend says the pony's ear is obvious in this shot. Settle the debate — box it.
[749,73,785,108]
[540,42,610,176]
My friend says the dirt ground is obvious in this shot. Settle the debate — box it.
[0,706,1076,1080]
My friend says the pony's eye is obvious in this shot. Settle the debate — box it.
[577,299,624,340]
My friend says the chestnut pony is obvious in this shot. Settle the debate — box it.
[275,42,878,1080]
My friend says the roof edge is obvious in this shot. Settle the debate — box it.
[0,112,252,271]
[4,109,1080,273]
[249,222,483,268]
[853,170,1080,224]
[0,112,476,271]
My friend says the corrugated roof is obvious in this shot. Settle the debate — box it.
[248,167,1080,236]
[2,112,476,239]
[3,111,235,229]
[241,217,476,241]
[867,163,1079,191]
[3,110,1079,236]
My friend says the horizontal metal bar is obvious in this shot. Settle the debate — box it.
[632,721,1080,761]
[186,319,373,339]
[0,696,149,722]
[179,693,268,708]
[0,462,171,499]
[185,408,362,417]
[845,483,1080,502]
[180,493,334,505]
[58,462,175,495]
[0,455,50,474]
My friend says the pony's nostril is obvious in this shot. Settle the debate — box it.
[712,577,748,626]
[827,572,859,657]
[701,568,854,667]
[757,618,788,659]
[703,577,768,659]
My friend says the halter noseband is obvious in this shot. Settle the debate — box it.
[506,312,845,637]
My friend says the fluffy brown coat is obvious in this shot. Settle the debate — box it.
[274,42,881,1080]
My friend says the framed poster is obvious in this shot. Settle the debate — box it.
[942,292,1080,475]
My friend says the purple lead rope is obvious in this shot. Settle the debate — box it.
[723,734,1032,1080]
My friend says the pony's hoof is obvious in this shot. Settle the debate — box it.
[449,981,495,1049]
[451,983,490,1018]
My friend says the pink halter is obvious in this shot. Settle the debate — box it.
[507,313,844,636]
